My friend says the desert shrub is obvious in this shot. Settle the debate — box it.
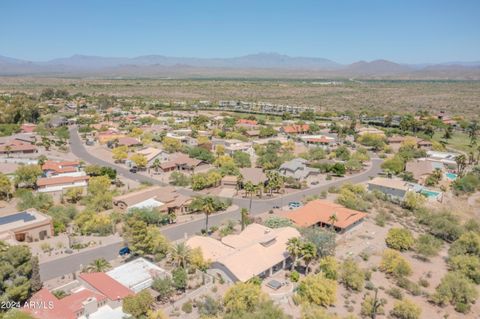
[432,272,478,313]
[339,258,365,292]
[390,299,421,319]
[380,249,412,278]
[448,255,480,284]
[317,256,338,280]
[415,234,443,259]
[387,287,403,300]
[385,228,415,251]
[296,273,337,307]
[181,301,193,314]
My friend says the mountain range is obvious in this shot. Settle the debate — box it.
[1,53,479,79]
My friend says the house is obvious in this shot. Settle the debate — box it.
[79,272,134,304]
[113,186,191,215]
[105,258,170,293]
[221,175,238,188]
[278,200,367,233]
[281,124,310,134]
[417,139,433,150]
[20,123,37,133]
[136,147,169,167]
[405,159,437,182]
[96,130,126,144]
[426,151,458,169]
[367,177,411,200]
[0,139,37,155]
[239,167,268,185]
[300,135,337,149]
[237,118,258,126]
[245,130,260,138]
[47,116,68,128]
[186,223,300,282]
[115,136,142,147]
[42,160,80,176]
[0,209,53,243]
[278,158,319,181]
[37,173,89,193]
[159,153,203,172]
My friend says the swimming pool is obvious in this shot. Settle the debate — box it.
[445,172,457,180]
[421,189,440,198]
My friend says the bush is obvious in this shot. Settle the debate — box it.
[432,272,478,313]
[263,216,293,228]
[339,258,365,292]
[448,255,480,284]
[385,228,415,251]
[396,277,422,296]
[448,231,480,258]
[290,270,300,282]
[181,301,193,314]
[296,273,337,307]
[415,234,443,259]
[390,299,421,319]
[387,287,403,300]
[380,249,412,278]
[317,256,338,280]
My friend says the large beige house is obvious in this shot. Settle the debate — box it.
[186,223,300,283]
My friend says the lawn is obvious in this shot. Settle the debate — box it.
[432,131,473,153]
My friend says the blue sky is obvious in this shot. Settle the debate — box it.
[1,0,479,64]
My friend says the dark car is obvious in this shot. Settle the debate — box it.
[129,166,138,173]
[119,246,131,256]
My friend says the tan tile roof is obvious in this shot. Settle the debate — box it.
[239,168,267,185]
[278,200,367,229]
[368,177,410,191]
[37,175,89,187]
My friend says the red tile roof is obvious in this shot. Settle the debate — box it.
[282,124,310,134]
[237,119,258,126]
[0,139,37,153]
[42,160,80,174]
[278,199,367,230]
[79,272,134,300]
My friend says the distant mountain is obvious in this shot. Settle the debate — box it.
[0,53,479,79]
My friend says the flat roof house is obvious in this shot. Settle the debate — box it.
[186,223,300,283]
[0,209,53,243]
[368,177,411,200]
[278,200,367,233]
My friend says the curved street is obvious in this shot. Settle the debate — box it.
[68,126,383,240]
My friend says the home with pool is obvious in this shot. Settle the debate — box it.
[186,223,300,283]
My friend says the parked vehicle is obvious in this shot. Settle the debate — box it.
[129,166,138,173]
[119,246,131,256]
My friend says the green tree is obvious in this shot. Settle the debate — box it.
[130,153,147,169]
[169,171,190,187]
[390,299,421,319]
[232,151,251,168]
[162,137,182,153]
[302,241,317,274]
[223,282,267,315]
[385,228,415,251]
[296,273,337,307]
[112,145,128,162]
[64,187,83,203]
[286,237,303,270]
[318,256,338,280]
[151,277,174,302]
[0,173,13,201]
[402,191,426,211]
[14,164,42,188]
[340,257,365,291]
[172,267,188,291]
[169,242,191,269]
[123,290,154,318]
[30,256,42,293]
[448,231,480,258]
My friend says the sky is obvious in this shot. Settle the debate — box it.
[1,0,479,64]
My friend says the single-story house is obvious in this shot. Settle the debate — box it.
[20,123,37,133]
[0,139,37,155]
[239,167,268,185]
[105,258,170,293]
[278,200,367,234]
[237,118,258,126]
[113,186,191,215]
[37,173,89,193]
[159,153,203,172]
[367,177,411,200]
[116,136,142,148]
[281,124,310,135]
[405,159,436,182]
[42,160,80,176]
[0,209,53,243]
[186,223,300,283]
[278,158,319,181]
[136,147,169,167]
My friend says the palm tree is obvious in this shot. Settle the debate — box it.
[328,213,338,232]
[169,242,191,269]
[287,237,303,271]
[85,258,111,273]
[240,208,249,231]
[301,242,317,274]
[455,154,467,176]
[201,196,216,234]
[151,158,161,174]
[4,145,12,158]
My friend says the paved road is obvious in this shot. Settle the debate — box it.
[40,241,124,281]
[39,127,381,280]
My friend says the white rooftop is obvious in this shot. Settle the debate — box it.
[106,258,169,293]
[128,198,164,212]
[79,305,126,319]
